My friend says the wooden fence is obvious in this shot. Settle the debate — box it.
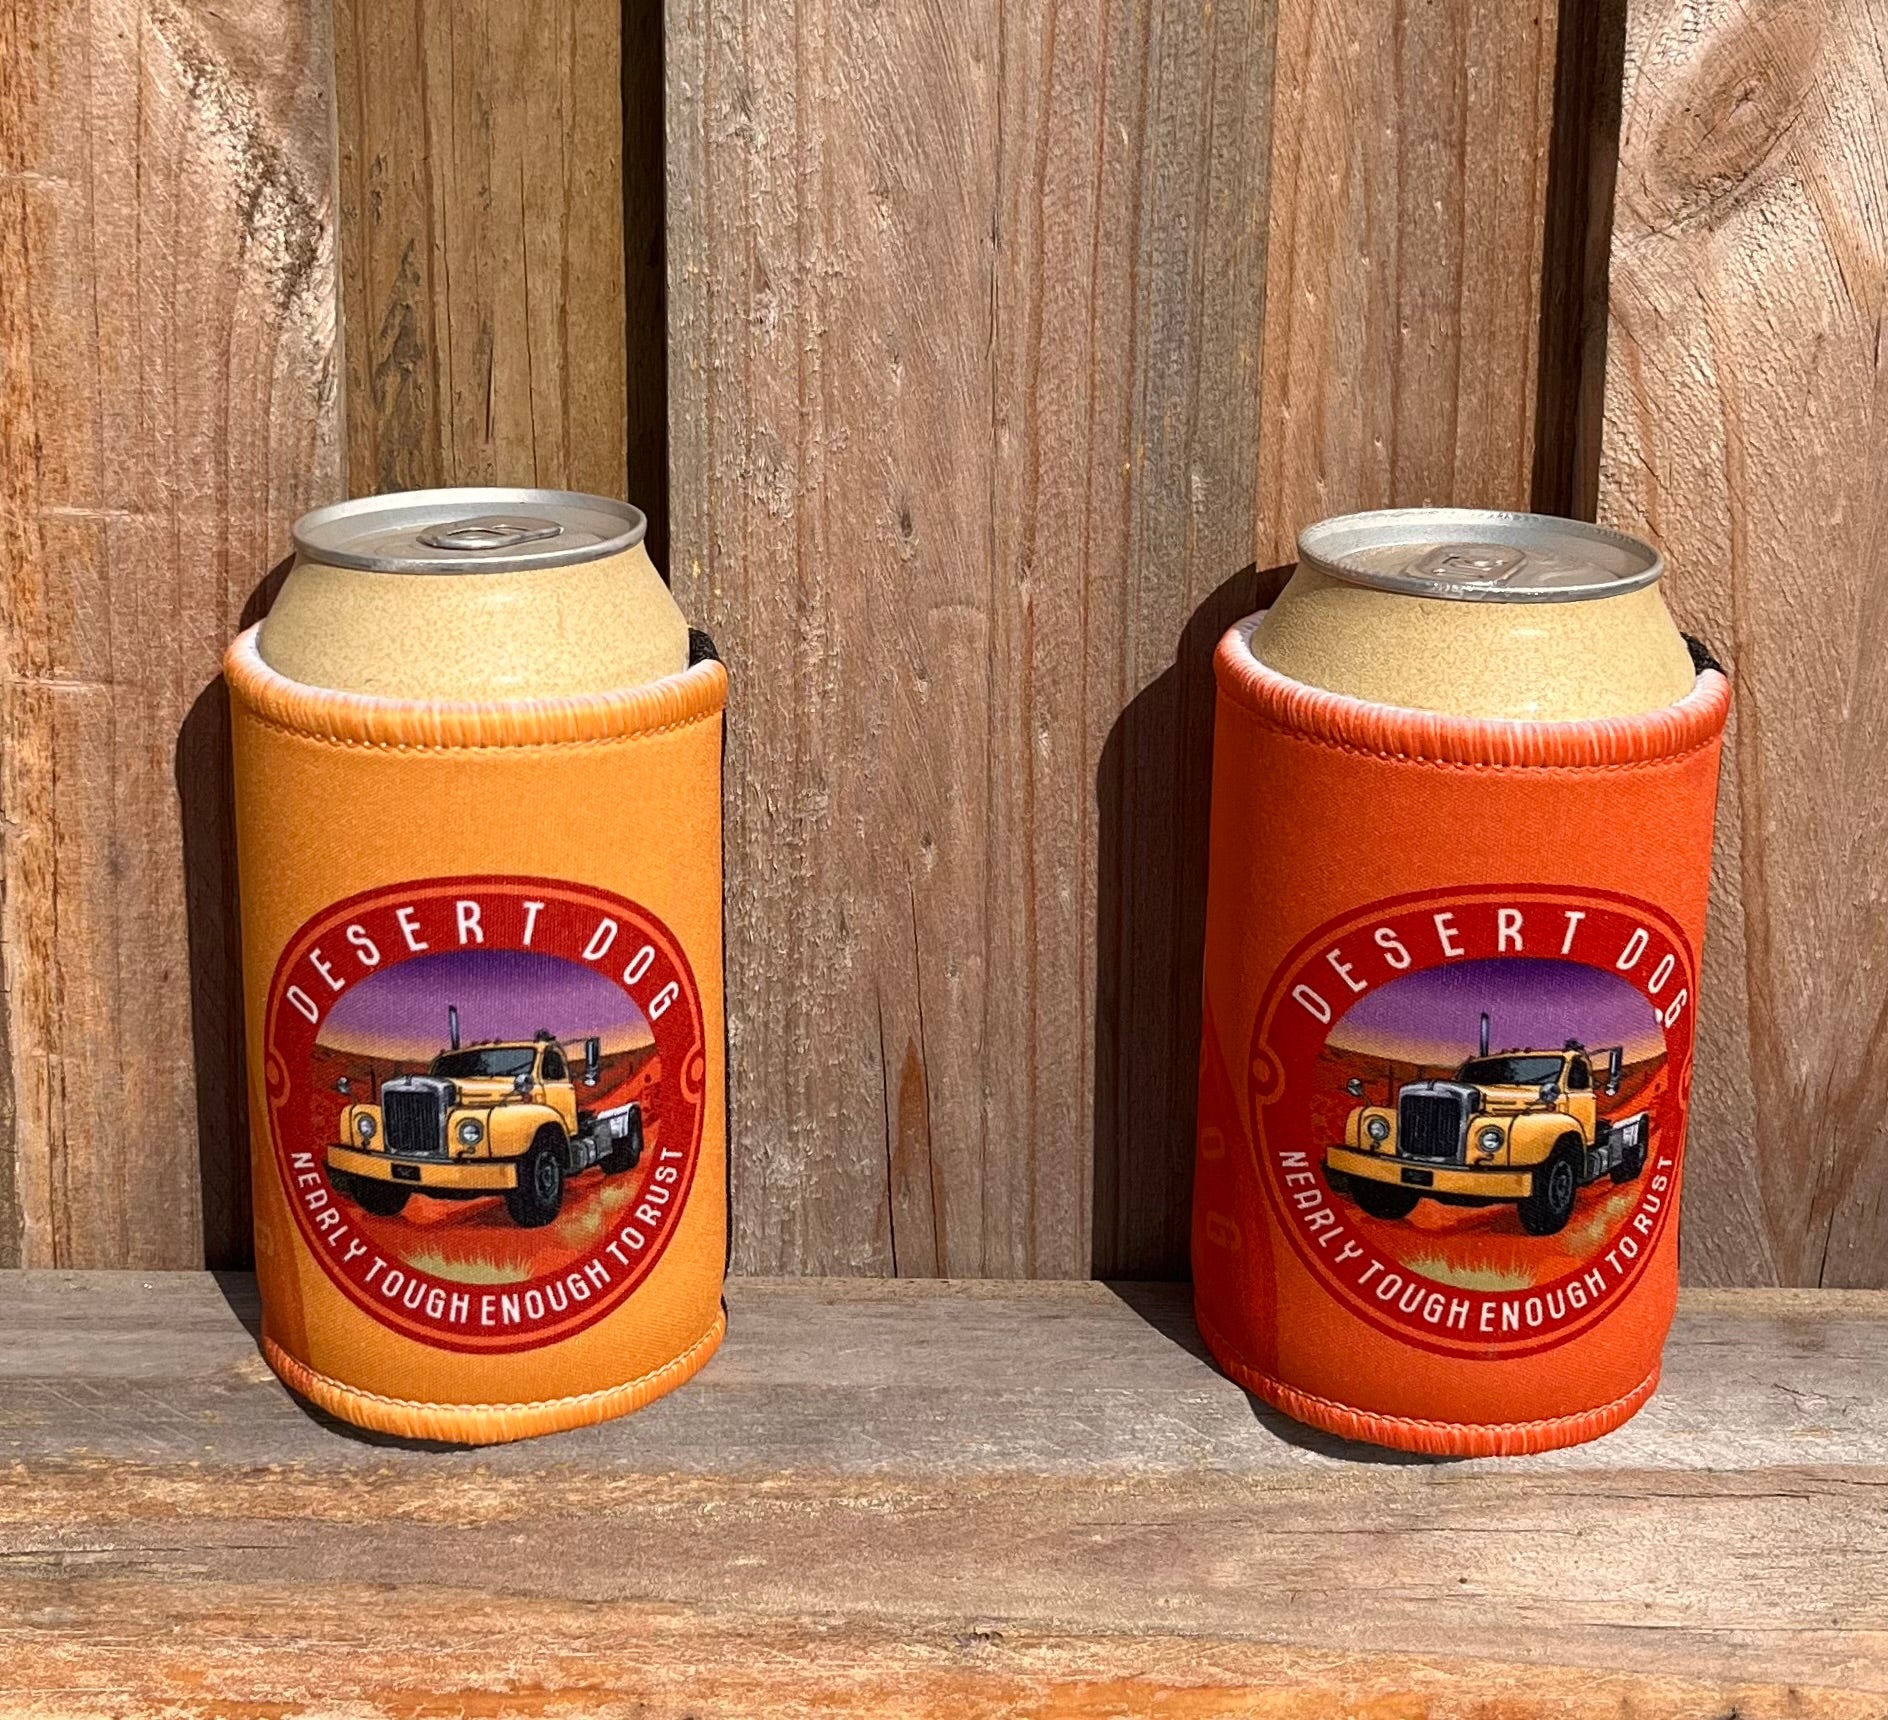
[1,0,1882,1284]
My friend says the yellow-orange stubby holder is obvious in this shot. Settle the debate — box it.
[228,490,726,1443]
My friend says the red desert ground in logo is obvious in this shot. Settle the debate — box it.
[1248,888,1694,1359]
[265,878,705,1353]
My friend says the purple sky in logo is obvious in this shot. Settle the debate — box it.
[317,948,653,1062]
[1328,956,1663,1066]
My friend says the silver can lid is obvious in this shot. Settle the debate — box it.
[292,487,646,574]
[1297,508,1662,603]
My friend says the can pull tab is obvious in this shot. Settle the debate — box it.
[1406,543,1527,589]
[417,515,565,553]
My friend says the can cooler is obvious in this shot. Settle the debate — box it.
[1193,616,1731,1455]
[227,628,728,1443]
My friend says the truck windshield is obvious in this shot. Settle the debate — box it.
[433,1047,537,1079]
[1458,1056,1564,1087]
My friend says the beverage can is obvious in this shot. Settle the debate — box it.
[1252,508,1697,719]
[263,488,688,698]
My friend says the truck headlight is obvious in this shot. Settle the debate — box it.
[1475,1125,1504,1156]
[1364,1115,1391,1145]
[355,1113,377,1141]
[456,1118,485,1147]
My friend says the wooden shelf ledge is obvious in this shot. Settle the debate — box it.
[4,1275,1886,1716]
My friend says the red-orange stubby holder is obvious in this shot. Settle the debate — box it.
[1192,616,1731,1455]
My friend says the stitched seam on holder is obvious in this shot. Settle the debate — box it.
[235,699,724,755]
[225,626,726,751]
[1213,618,1730,771]
[1218,695,1728,773]
[263,1306,726,1416]
[1199,1315,1658,1435]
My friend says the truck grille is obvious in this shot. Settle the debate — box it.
[383,1087,445,1157]
[1399,1091,1465,1162]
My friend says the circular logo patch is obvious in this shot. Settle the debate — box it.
[264,877,706,1353]
[1247,887,1693,1360]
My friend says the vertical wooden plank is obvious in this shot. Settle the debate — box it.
[667,0,1001,1275]
[1255,0,1562,565]
[0,0,341,1266]
[1600,0,1888,1286]
[991,2,1274,1276]
[668,0,1274,1276]
[336,0,628,497]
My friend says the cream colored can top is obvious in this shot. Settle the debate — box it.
[259,490,689,700]
[1251,509,1696,720]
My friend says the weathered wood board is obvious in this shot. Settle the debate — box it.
[334,0,629,497]
[666,0,1574,1278]
[667,0,1277,1277]
[0,0,341,1269]
[8,0,1879,1298]
[4,1274,1887,1714]
[1255,0,1564,564]
[1599,0,1888,1286]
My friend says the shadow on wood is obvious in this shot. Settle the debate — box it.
[173,567,293,1270]
[1092,566,1292,1278]
[1530,0,1629,519]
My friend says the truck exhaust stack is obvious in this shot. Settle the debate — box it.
[448,1005,461,1051]
[1479,1013,1491,1057]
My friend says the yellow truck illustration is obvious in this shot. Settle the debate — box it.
[1324,1014,1649,1237]
[326,1006,645,1227]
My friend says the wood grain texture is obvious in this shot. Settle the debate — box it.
[1599,0,1888,1287]
[667,0,1275,1276]
[623,0,669,566]
[0,0,340,1268]
[335,0,628,496]
[4,1274,1888,1714]
[1256,0,1562,563]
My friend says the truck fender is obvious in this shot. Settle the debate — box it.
[484,1103,566,1162]
[1506,1113,1577,1169]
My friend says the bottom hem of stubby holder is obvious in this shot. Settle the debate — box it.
[1199,1320,1660,1457]
[262,1307,727,1445]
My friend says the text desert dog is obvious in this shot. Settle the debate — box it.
[1287,902,1690,1033]
[282,892,685,1031]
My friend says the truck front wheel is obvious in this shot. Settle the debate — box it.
[506,1130,567,1228]
[336,1171,410,1218]
[1518,1141,1581,1236]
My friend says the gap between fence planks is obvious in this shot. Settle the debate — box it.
[0,0,341,1270]
[4,1273,1887,1716]
[1598,0,1888,1287]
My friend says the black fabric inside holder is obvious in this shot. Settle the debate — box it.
[688,628,721,668]
[1685,634,1726,678]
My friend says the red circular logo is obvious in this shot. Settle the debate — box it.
[1247,887,1694,1359]
[264,877,706,1353]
